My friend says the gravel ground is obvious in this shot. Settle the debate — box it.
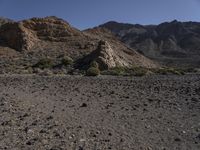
[0,75,200,150]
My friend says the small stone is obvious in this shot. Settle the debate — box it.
[80,103,87,107]
[46,116,53,120]
[108,133,112,136]
[78,146,84,150]
[41,139,48,145]
[80,139,86,142]
[196,133,200,139]
[174,138,181,142]
[27,129,34,134]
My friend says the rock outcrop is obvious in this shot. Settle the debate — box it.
[0,22,38,51]
[22,16,83,42]
[78,40,131,70]
[0,16,83,51]
[95,40,128,69]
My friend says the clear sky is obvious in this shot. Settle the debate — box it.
[0,0,200,30]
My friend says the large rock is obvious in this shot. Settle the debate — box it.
[0,16,83,51]
[95,40,131,70]
[79,40,129,70]
[0,22,38,51]
[84,28,158,69]
[22,16,83,42]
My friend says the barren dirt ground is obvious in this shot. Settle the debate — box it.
[0,75,200,150]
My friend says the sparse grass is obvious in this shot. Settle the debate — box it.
[177,67,198,73]
[151,67,185,75]
[101,66,196,76]
[101,67,126,76]
[129,66,148,76]
[33,58,53,69]
[101,66,147,76]
[32,57,197,76]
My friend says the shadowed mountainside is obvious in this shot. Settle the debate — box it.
[100,20,200,67]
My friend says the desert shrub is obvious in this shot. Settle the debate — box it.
[101,66,147,76]
[61,56,73,66]
[153,68,168,75]
[173,68,185,75]
[130,66,148,76]
[166,67,198,74]
[181,68,197,73]
[101,67,127,76]
[85,61,101,76]
[86,67,100,76]
[27,67,33,74]
[153,67,184,75]
[33,58,53,69]
[111,67,127,75]
[90,61,99,68]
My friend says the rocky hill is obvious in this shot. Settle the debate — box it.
[100,20,200,67]
[0,17,13,26]
[0,17,158,74]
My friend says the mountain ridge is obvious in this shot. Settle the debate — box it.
[100,20,200,67]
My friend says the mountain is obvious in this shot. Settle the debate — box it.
[0,17,13,26]
[100,20,200,67]
[0,17,157,74]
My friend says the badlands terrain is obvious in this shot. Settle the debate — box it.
[0,74,200,150]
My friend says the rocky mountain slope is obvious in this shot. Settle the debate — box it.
[0,17,157,74]
[100,20,200,67]
[0,17,13,26]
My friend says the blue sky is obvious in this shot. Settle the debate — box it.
[0,0,200,29]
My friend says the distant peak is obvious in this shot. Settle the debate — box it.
[103,21,119,24]
[171,19,180,23]
[44,16,60,19]
[0,17,14,27]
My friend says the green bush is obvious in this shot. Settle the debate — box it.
[86,67,100,76]
[153,67,185,75]
[106,67,127,76]
[61,56,73,66]
[33,58,53,69]
[153,68,168,75]
[178,68,197,73]
[173,69,185,75]
[90,61,99,68]
[130,66,148,76]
